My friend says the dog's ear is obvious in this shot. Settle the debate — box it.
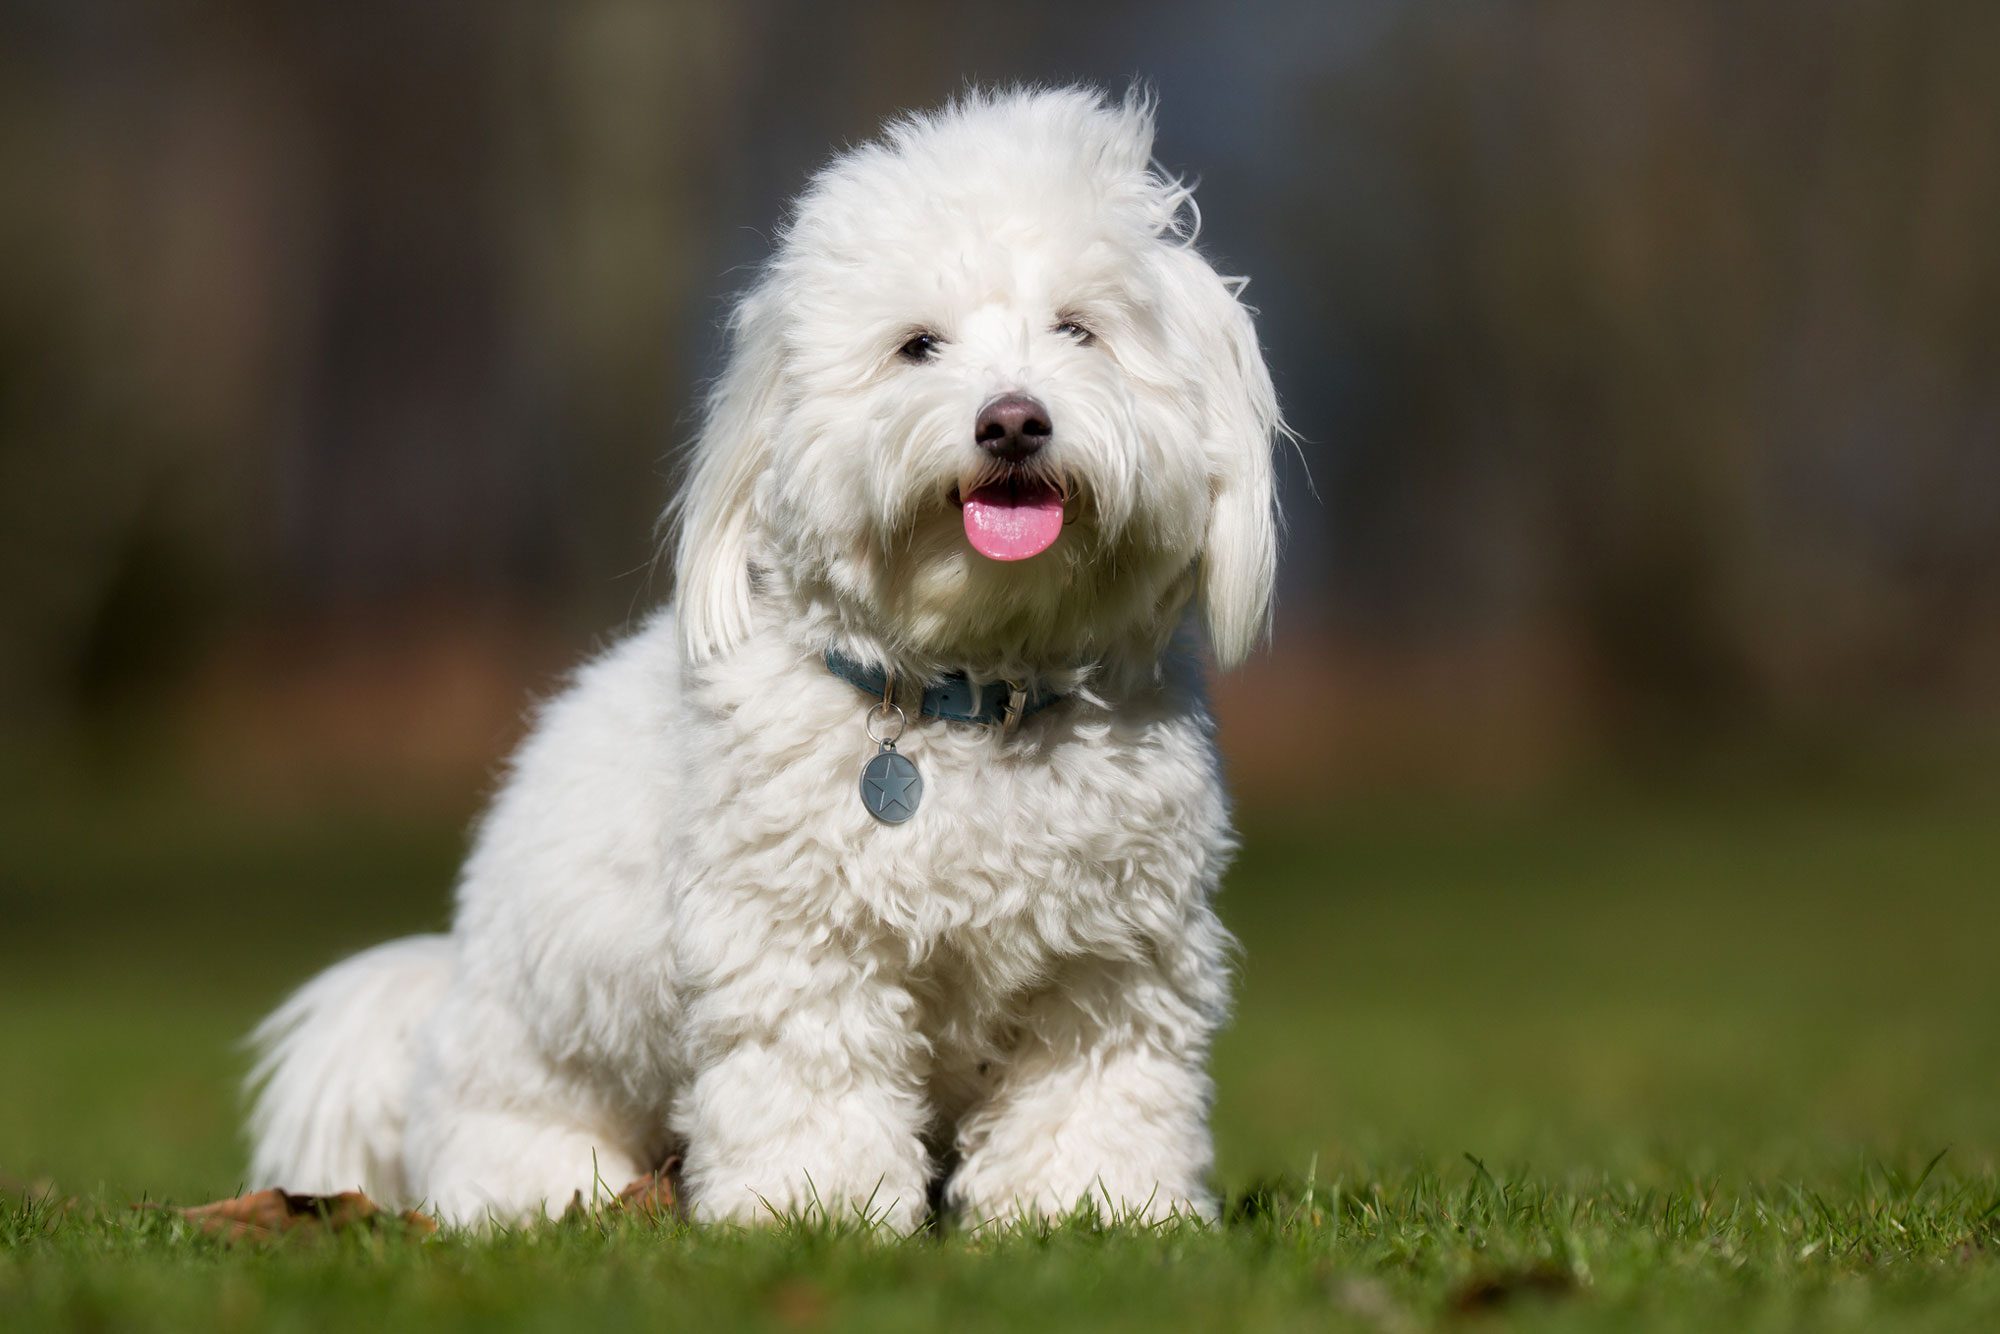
[672,282,786,663]
[1157,246,1281,671]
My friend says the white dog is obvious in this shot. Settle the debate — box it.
[247,86,1280,1231]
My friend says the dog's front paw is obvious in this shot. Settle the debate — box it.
[675,1019,933,1233]
[948,1154,1213,1230]
[947,1035,1218,1229]
[687,1159,928,1233]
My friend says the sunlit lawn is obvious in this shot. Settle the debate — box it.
[4,761,1998,1330]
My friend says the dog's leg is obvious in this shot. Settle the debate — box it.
[401,996,650,1228]
[413,1105,648,1228]
[673,946,931,1232]
[947,956,1221,1227]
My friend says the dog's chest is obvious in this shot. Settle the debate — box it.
[835,716,1221,958]
[691,657,1228,966]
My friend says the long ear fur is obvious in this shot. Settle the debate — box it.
[1158,247,1281,671]
[671,281,786,662]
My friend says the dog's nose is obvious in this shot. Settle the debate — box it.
[975,394,1052,463]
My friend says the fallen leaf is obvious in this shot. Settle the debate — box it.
[561,1158,683,1223]
[615,1161,682,1220]
[160,1188,437,1241]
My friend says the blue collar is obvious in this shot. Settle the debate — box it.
[823,649,1066,729]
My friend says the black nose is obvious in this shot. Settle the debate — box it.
[974,393,1052,463]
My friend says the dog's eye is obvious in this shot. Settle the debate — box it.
[898,332,942,363]
[1054,320,1095,345]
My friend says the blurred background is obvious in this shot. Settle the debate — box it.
[2,0,1997,1203]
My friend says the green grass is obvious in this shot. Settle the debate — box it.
[3,765,1999,1330]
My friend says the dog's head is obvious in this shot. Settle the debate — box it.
[674,87,1280,676]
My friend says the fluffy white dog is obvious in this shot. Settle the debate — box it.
[247,86,1280,1231]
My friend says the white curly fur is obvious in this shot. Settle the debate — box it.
[246,86,1281,1231]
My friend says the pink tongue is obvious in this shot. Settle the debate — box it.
[962,479,1065,561]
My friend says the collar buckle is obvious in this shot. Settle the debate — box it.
[823,648,1063,730]
[1000,682,1028,735]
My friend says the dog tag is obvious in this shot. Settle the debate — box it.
[860,747,922,823]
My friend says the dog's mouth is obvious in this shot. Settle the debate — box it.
[948,474,1068,562]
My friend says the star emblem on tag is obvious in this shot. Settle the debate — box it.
[860,749,923,823]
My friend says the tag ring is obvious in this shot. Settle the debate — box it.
[866,701,908,745]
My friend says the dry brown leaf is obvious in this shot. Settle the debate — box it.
[615,1160,682,1220]
[561,1159,683,1223]
[162,1188,438,1241]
